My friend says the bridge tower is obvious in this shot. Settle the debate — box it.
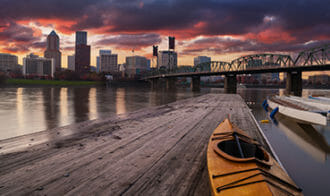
[191,76,200,91]
[285,71,302,96]
[224,74,237,94]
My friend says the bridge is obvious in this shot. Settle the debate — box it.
[145,44,330,95]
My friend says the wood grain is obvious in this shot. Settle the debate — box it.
[0,94,274,196]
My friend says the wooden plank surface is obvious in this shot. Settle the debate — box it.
[0,94,272,196]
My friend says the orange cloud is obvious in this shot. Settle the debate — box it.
[246,28,296,44]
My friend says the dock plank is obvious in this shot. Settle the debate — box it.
[0,94,272,196]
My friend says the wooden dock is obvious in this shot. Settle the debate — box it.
[0,94,273,196]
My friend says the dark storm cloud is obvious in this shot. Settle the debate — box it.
[0,0,329,54]
[95,34,161,49]
[181,37,330,56]
[0,22,40,43]
[1,0,329,35]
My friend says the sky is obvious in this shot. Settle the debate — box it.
[0,0,329,72]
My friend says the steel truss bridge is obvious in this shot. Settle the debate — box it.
[145,44,330,79]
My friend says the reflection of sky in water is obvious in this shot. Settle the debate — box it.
[116,88,127,115]
[0,87,329,195]
[88,88,98,120]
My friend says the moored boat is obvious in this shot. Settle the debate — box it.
[207,118,302,195]
[266,96,329,126]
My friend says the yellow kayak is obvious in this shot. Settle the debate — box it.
[207,118,303,195]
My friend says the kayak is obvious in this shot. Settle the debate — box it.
[207,118,303,195]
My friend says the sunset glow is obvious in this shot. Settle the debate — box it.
[0,0,329,72]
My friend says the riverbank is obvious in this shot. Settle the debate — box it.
[0,94,277,195]
[4,79,103,86]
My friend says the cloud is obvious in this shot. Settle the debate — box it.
[0,0,329,56]
[95,33,161,50]
[181,36,330,56]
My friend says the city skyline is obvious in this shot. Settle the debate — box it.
[0,1,329,73]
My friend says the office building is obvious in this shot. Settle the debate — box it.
[75,31,87,45]
[75,31,90,72]
[44,30,61,70]
[23,53,55,77]
[67,55,75,71]
[96,50,115,73]
[157,51,177,70]
[126,56,149,78]
[0,53,19,72]
[194,56,211,66]
[100,54,118,73]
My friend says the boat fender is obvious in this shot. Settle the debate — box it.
[263,103,269,112]
[262,99,267,107]
[270,107,279,119]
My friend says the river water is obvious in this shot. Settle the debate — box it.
[0,86,329,195]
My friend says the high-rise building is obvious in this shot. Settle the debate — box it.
[100,53,118,73]
[157,51,177,70]
[75,31,90,72]
[44,30,61,70]
[194,56,211,66]
[23,53,55,77]
[126,56,149,78]
[75,31,87,45]
[0,53,19,72]
[96,50,114,72]
[67,55,75,71]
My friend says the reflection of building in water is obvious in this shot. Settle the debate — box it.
[59,88,73,128]
[16,88,46,136]
[116,88,127,115]
[73,88,90,123]
[16,88,24,134]
[42,88,60,130]
[275,113,330,163]
[89,88,98,119]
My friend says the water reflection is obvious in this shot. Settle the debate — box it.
[43,88,60,130]
[59,88,69,126]
[16,88,24,134]
[274,113,330,163]
[73,88,90,123]
[116,88,127,115]
[89,88,98,119]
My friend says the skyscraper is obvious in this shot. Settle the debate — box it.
[44,30,61,70]
[97,50,118,73]
[75,31,87,45]
[67,55,75,71]
[75,31,90,72]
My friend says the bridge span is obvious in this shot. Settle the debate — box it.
[144,44,330,96]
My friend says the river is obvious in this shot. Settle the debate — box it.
[0,86,329,195]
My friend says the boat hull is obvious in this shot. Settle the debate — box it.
[207,119,302,195]
[267,99,327,126]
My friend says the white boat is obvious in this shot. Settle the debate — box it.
[288,96,330,112]
[308,96,330,103]
[267,96,329,126]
